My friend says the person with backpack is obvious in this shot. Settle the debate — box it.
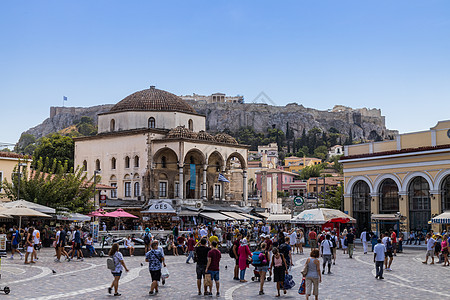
[270,247,288,297]
[143,228,152,253]
[108,243,129,296]
[254,242,270,295]
[195,238,211,295]
[320,235,334,274]
[278,237,292,270]
[330,231,338,265]
[10,225,23,260]
[146,240,166,295]
[382,232,394,271]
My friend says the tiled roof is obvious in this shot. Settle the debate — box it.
[110,86,197,114]
[0,152,28,159]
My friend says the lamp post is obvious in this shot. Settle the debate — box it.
[16,163,27,201]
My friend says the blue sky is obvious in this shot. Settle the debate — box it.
[1,1,449,144]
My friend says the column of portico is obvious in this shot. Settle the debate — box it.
[370,192,379,232]
[243,169,248,206]
[430,190,441,233]
[343,194,352,216]
[178,163,184,200]
[202,165,207,201]
[398,191,409,232]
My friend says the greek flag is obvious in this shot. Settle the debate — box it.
[218,173,230,183]
[63,96,68,101]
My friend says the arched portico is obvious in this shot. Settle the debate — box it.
[346,176,374,195]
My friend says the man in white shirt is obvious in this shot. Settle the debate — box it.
[54,226,61,263]
[289,229,297,252]
[199,226,208,238]
[422,233,436,265]
[360,228,369,254]
[320,234,334,274]
[32,228,41,261]
[330,231,338,265]
[373,238,386,279]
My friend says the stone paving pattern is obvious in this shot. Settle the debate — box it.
[0,246,448,299]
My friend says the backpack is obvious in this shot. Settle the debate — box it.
[331,236,337,248]
[259,252,268,266]
[107,257,115,270]
[386,238,393,251]
[229,244,236,258]
[143,233,151,244]
[252,251,262,266]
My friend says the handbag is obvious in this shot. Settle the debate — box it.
[298,278,306,295]
[301,259,308,277]
[283,274,295,290]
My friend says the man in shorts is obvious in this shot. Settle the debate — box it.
[330,231,338,265]
[422,233,436,265]
[390,229,397,256]
[320,234,333,274]
[232,234,242,280]
[195,238,211,295]
[10,225,23,260]
[382,232,393,271]
[32,227,41,261]
[309,229,318,250]
[206,241,221,297]
[146,241,166,295]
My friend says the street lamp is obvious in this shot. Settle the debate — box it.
[16,163,27,201]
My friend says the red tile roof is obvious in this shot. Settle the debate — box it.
[0,152,29,159]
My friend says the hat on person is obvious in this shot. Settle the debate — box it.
[145,228,150,232]
[241,238,248,246]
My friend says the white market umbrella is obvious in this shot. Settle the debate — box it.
[2,204,52,229]
[291,208,356,225]
[3,199,56,214]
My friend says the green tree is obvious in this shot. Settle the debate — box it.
[313,145,328,160]
[299,164,325,180]
[75,116,97,136]
[2,158,95,213]
[33,133,75,169]
[329,155,343,174]
[324,185,344,210]
[14,133,36,155]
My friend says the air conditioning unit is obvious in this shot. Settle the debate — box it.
[195,201,203,209]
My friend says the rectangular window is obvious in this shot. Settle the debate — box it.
[134,182,140,197]
[111,183,117,198]
[175,182,179,198]
[124,182,131,197]
[214,184,221,198]
[159,181,167,198]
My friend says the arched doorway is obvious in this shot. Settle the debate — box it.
[153,147,179,199]
[184,150,206,199]
[408,177,431,231]
[352,181,371,233]
[207,151,224,200]
[379,178,399,232]
[441,175,450,212]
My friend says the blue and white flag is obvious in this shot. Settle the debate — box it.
[218,173,230,183]
[63,96,68,101]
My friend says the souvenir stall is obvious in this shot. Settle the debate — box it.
[141,201,178,230]
[430,211,450,232]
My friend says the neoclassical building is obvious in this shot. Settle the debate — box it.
[341,120,450,233]
[74,86,249,209]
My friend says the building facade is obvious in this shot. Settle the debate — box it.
[74,86,249,209]
[0,152,30,201]
[284,156,322,173]
[341,120,450,234]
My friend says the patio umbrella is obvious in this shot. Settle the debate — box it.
[291,208,356,224]
[3,199,56,214]
[88,208,107,217]
[103,209,138,218]
[2,204,52,229]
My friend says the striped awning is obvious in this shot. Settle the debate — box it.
[221,211,247,221]
[431,211,450,224]
[200,212,234,221]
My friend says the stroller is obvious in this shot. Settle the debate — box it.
[250,251,271,282]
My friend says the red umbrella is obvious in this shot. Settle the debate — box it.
[103,209,138,219]
[88,208,106,217]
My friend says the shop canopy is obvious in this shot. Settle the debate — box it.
[430,211,450,224]
[200,212,234,221]
[56,212,91,222]
[141,201,176,214]
[221,211,247,221]
[291,208,356,224]
[239,213,262,221]
[4,199,56,214]
[266,214,292,223]
[371,214,405,221]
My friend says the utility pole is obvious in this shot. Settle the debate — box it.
[315,178,319,208]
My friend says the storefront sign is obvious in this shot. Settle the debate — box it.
[142,201,176,214]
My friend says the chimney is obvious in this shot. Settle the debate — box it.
[150,85,156,90]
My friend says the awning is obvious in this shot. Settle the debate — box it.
[239,213,262,220]
[431,211,450,224]
[371,214,404,221]
[221,211,247,221]
[179,210,200,217]
[266,214,292,223]
[56,213,91,222]
[200,212,234,221]
[142,201,176,214]
[255,212,270,219]
[291,208,356,224]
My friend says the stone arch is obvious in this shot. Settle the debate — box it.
[153,147,178,169]
[124,174,131,180]
[207,151,225,170]
[402,171,434,193]
[110,175,117,181]
[148,117,155,129]
[110,119,116,131]
[184,149,206,165]
[345,175,373,195]
[434,169,450,191]
[374,174,401,194]
[226,152,247,169]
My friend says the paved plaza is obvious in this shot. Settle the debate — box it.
[0,246,448,300]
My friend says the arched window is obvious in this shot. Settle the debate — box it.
[111,157,116,170]
[125,156,130,168]
[352,180,371,232]
[442,175,450,212]
[134,156,139,168]
[110,119,116,131]
[148,117,155,129]
[134,182,140,197]
[82,160,87,172]
[409,177,431,231]
[95,159,101,171]
[188,119,193,131]
[161,156,167,168]
[379,179,399,214]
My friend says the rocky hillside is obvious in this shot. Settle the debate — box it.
[21,102,396,142]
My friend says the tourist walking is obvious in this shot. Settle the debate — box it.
[71,226,84,261]
[341,229,348,254]
[205,241,221,297]
[232,234,242,281]
[146,240,166,295]
[279,236,292,269]
[360,228,369,254]
[298,229,305,254]
[441,234,449,266]
[390,229,397,256]
[255,242,270,295]
[24,227,34,264]
[270,247,288,297]
[422,233,436,265]
[195,238,211,295]
[320,235,333,274]
[304,249,321,300]
[10,225,23,260]
[32,226,41,261]
[185,233,196,264]
[289,229,297,254]
[330,231,338,265]
[308,229,318,250]
[346,229,355,258]
[238,238,251,282]
[143,228,152,253]
[108,243,129,296]
[373,238,386,279]
[382,232,394,270]
[226,228,233,249]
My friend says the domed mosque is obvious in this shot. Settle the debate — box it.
[74,86,249,220]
